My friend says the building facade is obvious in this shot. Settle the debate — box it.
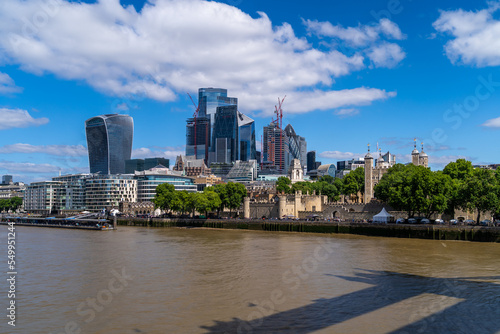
[84,174,137,211]
[24,181,64,214]
[52,174,89,211]
[85,114,134,174]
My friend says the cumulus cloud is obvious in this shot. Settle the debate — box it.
[0,143,87,156]
[304,18,405,68]
[366,43,406,68]
[334,108,359,117]
[132,146,184,160]
[481,116,500,128]
[319,150,365,160]
[305,18,405,47]
[0,108,49,130]
[0,161,60,174]
[0,72,22,94]
[433,3,500,66]
[0,0,397,116]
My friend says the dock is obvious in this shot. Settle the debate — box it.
[0,216,115,231]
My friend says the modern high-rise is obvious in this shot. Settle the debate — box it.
[307,151,316,172]
[186,116,210,161]
[284,124,307,169]
[237,111,256,162]
[213,105,239,163]
[85,114,134,174]
[263,123,289,171]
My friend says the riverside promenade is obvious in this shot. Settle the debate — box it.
[118,218,500,243]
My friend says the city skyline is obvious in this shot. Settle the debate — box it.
[0,0,499,183]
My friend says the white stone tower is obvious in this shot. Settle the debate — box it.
[419,143,429,168]
[411,138,420,166]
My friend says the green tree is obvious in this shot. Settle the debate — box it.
[443,159,475,216]
[375,164,452,218]
[213,182,247,217]
[319,175,334,184]
[9,197,22,212]
[204,189,222,216]
[276,176,292,194]
[153,183,177,213]
[342,167,364,201]
[171,191,189,214]
[459,168,499,222]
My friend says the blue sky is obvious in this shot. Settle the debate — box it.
[1,0,500,183]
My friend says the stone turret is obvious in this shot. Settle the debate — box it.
[364,144,374,204]
[419,143,428,168]
[411,139,420,166]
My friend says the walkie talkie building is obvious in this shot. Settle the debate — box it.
[85,114,134,174]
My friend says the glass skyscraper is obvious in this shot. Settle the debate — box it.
[85,114,133,174]
[237,111,256,162]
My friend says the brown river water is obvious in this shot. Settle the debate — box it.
[2,225,500,334]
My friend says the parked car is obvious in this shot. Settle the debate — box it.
[408,218,417,224]
[465,219,475,226]
[479,219,491,226]
[450,219,458,225]
[396,218,405,224]
[434,219,444,224]
[421,218,430,224]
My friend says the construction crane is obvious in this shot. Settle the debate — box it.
[187,93,200,159]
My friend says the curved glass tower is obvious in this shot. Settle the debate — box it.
[85,114,133,174]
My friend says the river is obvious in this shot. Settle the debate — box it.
[2,226,500,333]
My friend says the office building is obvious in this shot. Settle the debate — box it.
[186,116,210,161]
[238,111,256,162]
[284,124,307,169]
[134,166,196,202]
[52,174,89,211]
[24,181,64,214]
[125,158,170,174]
[307,151,316,172]
[85,114,134,174]
[263,123,289,172]
[84,174,137,211]
[2,175,13,185]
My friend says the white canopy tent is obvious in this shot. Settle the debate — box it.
[373,208,394,224]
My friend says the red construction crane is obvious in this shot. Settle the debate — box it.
[187,93,200,158]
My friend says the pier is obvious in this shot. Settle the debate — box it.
[1,216,115,231]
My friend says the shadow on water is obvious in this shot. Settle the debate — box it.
[201,269,500,334]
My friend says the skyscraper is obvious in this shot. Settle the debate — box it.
[237,111,256,162]
[263,123,289,171]
[85,114,133,174]
[307,151,316,172]
[284,124,307,169]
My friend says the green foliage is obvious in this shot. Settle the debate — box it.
[342,167,364,200]
[152,183,176,211]
[276,176,292,194]
[375,164,453,218]
[213,182,247,214]
[0,197,23,212]
[319,175,334,184]
[459,168,499,222]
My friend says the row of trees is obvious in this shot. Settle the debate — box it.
[275,167,365,202]
[0,197,22,212]
[153,182,247,217]
[375,159,500,221]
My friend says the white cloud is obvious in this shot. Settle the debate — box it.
[0,143,87,156]
[0,161,60,174]
[319,151,364,160]
[0,72,22,94]
[0,108,49,130]
[481,116,500,128]
[334,108,359,117]
[304,18,405,69]
[132,147,184,160]
[433,3,500,66]
[366,43,406,68]
[304,18,404,47]
[0,0,397,116]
